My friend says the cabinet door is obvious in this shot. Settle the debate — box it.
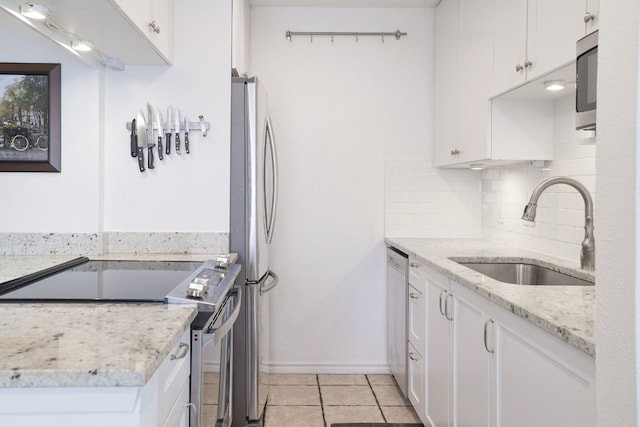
[585,0,599,33]
[456,0,492,164]
[149,0,173,59]
[494,323,596,427]
[425,277,451,427]
[408,283,426,352]
[526,0,585,82]
[435,0,460,166]
[451,287,492,427]
[492,0,527,96]
[408,341,426,414]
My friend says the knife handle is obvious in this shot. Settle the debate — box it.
[157,136,164,161]
[165,133,171,155]
[148,146,155,169]
[184,132,190,154]
[137,146,145,172]
[175,133,181,154]
[130,118,137,157]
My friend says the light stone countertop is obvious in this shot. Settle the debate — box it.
[0,252,231,388]
[385,238,595,358]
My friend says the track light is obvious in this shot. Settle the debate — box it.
[20,3,48,20]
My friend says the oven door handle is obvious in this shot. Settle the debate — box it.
[203,285,242,348]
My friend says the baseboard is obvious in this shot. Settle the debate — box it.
[204,362,390,375]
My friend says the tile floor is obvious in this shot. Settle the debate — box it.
[202,373,422,427]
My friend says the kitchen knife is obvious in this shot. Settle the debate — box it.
[130,118,137,157]
[135,109,146,172]
[146,102,156,169]
[165,106,172,155]
[156,109,164,161]
[174,107,181,154]
[184,116,190,154]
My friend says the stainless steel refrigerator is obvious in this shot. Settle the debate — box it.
[230,74,279,427]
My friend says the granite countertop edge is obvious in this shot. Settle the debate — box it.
[385,237,595,358]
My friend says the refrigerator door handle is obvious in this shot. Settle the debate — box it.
[260,270,279,295]
[263,115,278,244]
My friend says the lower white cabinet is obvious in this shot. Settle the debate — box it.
[407,341,425,412]
[410,260,595,427]
[492,304,596,427]
[408,257,427,421]
[0,328,191,427]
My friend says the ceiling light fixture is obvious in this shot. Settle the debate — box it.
[20,3,49,20]
[544,80,566,91]
[71,40,94,52]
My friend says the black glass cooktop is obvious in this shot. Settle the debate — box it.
[0,258,204,302]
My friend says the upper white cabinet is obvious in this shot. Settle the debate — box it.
[435,0,493,166]
[0,0,174,66]
[108,0,174,63]
[491,0,588,97]
[585,0,599,33]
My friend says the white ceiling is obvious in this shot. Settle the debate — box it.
[248,0,440,7]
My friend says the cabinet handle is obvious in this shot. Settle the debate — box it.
[409,351,420,361]
[524,59,532,69]
[444,293,453,322]
[409,291,421,300]
[149,20,161,34]
[410,262,420,268]
[483,319,495,354]
[584,12,596,23]
[515,63,524,72]
[450,148,461,156]
[170,342,189,360]
[438,290,447,316]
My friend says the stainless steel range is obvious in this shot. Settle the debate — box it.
[0,257,240,427]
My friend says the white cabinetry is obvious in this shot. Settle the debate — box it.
[0,328,191,426]
[492,305,595,427]
[435,0,492,166]
[407,257,427,421]
[112,0,174,62]
[492,0,587,97]
[585,0,599,33]
[412,259,596,427]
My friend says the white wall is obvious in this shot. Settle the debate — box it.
[103,0,231,233]
[594,0,640,424]
[0,0,232,235]
[481,95,597,264]
[250,6,435,371]
[0,11,101,233]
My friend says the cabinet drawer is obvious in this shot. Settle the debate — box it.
[163,377,190,427]
[408,257,428,292]
[158,329,191,423]
[407,341,425,413]
[408,283,426,351]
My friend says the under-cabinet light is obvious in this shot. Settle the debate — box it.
[469,164,484,171]
[544,80,566,91]
[20,3,48,20]
[71,40,94,52]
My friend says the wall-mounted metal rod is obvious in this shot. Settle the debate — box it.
[285,30,407,42]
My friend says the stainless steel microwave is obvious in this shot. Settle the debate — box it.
[576,30,598,130]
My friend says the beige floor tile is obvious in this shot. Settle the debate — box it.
[372,384,411,406]
[318,374,368,385]
[323,405,385,424]
[204,372,220,384]
[269,385,321,406]
[264,405,324,427]
[381,405,423,423]
[321,385,377,406]
[269,373,318,385]
[367,374,396,385]
[201,404,219,427]
[202,382,220,405]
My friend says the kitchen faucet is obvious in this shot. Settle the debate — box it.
[522,177,595,270]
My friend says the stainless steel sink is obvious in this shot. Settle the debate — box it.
[458,262,594,286]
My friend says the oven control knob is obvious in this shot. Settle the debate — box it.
[187,282,205,298]
[192,277,211,293]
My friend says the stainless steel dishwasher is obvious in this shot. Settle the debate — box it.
[387,246,408,397]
